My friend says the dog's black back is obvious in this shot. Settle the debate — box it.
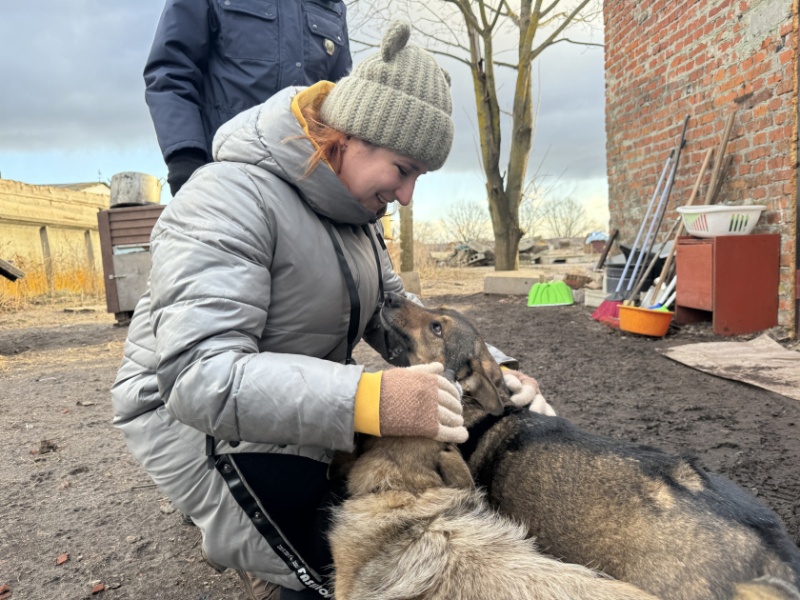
[462,406,800,600]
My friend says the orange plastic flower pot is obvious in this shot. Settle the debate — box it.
[618,305,673,337]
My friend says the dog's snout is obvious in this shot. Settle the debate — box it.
[384,291,402,308]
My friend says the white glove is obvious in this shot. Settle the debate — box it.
[379,362,467,444]
[503,369,556,416]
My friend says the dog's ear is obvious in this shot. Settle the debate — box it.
[460,343,510,416]
[438,445,475,489]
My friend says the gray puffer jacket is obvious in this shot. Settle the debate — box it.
[112,86,514,590]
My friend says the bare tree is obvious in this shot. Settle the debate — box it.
[539,196,599,238]
[413,220,447,245]
[444,199,492,243]
[348,0,602,269]
[519,192,544,239]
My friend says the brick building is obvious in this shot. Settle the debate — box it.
[604,0,797,332]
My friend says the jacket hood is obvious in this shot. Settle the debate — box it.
[211,86,376,226]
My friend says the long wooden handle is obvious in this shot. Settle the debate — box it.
[710,154,733,205]
[703,112,736,205]
[594,229,618,271]
[650,147,714,301]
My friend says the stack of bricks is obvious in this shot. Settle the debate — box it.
[604,0,797,330]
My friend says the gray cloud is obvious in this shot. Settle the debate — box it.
[1,1,606,190]
[435,42,606,185]
[0,1,161,151]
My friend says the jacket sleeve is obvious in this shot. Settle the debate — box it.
[148,163,361,451]
[143,0,212,161]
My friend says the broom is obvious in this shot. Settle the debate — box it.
[591,151,674,320]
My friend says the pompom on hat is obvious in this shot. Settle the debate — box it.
[320,21,454,171]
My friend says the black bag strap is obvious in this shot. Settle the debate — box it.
[362,223,385,305]
[214,454,332,597]
[319,217,361,365]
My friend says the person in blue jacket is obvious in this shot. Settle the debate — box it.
[144,0,353,196]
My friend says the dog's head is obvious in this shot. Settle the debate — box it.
[329,436,474,497]
[380,292,509,416]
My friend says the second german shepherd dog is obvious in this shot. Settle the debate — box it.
[377,291,800,600]
[328,436,657,600]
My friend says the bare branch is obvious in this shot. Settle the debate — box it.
[445,199,493,243]
[411,26,471,53]
[540,0,561,19]
[426,47,474,67]
[493,60,519,70]
[549,37,604,49]
[416,1,468,49]
[349,37,379,49]
[477,0,492,31]
[444,0,485,34]
[499,0,519,27]
[530,0,593,60]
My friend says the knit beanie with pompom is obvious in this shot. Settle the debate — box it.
[320,21,454,171]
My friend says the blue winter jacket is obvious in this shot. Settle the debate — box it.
[144,0,352,161]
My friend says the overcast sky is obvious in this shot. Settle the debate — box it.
[0,1,607,225]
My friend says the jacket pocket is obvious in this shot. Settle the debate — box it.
[217,0,278,61]
[304,5,345,78]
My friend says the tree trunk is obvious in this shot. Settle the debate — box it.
[399,203,414,272]
[490,187,523,270]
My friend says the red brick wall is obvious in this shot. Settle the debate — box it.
[605,0,797,330]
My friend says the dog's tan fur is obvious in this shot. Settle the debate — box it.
[376,291,800,600]
[329,436,657,600]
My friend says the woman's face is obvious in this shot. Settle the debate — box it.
[337,137,429,216]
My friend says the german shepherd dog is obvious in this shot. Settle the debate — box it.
[328,436,658,600]
[377,291,800,600]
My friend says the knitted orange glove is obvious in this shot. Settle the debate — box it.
[355,363,467,443]
[502,368,556,416]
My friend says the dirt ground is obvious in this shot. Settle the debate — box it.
[1,278,799,600]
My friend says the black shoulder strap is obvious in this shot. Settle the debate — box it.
[320,217,361,365]
[362,223,385,305]
[215,454,332,596]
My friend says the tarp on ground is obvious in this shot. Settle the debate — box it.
[659,334,800,401]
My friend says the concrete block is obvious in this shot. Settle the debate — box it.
[484,270,546,295]
[584,288,607,308]
[399,271,421,295]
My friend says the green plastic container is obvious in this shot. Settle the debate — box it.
[527,281,574,307]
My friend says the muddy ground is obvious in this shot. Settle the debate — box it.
[1,290,798,600]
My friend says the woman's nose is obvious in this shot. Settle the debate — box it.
[395,179,416,206]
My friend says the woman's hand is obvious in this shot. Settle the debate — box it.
[379,363,467,443]
[502,369,556,416]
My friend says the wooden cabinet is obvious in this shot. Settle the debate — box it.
[675,234,780,336]
[97,204,166,321]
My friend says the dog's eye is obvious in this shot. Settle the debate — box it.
[430,322,443,337]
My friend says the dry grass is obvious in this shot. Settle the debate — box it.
[0,252,104,312]
[386,241,489,296]
[1,240,484,316]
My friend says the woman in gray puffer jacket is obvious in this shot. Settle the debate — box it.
[112,22,534,600]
